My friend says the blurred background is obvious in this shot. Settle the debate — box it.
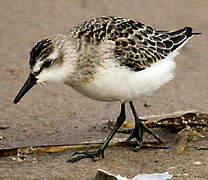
[0,0,207,179]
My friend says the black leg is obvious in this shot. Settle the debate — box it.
[67,103,126,163]
[126,101,163,145]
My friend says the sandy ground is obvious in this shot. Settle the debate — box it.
[0,0,208,179]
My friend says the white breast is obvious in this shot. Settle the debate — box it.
[72,57,176,102]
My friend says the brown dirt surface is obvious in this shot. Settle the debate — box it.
[0,0,208,179]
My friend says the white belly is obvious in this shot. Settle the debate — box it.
[72,59,176,102]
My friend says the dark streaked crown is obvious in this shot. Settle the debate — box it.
[29,39,54,67]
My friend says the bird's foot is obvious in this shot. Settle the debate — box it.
[67,148,104,163]
[126,120,163,146]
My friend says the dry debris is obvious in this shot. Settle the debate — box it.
[0,111,207,158]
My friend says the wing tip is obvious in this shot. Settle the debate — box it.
[184,27,202,36]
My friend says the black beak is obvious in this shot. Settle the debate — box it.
[13,73,37,104]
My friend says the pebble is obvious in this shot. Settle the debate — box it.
[194,161,202,165]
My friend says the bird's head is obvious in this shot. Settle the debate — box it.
[13,34,73,104]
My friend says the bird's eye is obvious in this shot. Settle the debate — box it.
[43,60,53,68]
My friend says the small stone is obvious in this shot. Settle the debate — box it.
[168,166,176,169]
[144,103,151,107]
[194,161,202,165]
[11,157,17,161]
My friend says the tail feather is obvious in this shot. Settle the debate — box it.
[166,27,201,51]
[153,26,201,60]
[168,27,201,38]
[192,32,202,35]
[183,27,201,37]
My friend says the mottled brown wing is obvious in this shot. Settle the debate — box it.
[70,16,197,71]
[112,25,196,71]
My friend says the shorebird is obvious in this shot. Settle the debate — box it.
[13,16,200,162]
